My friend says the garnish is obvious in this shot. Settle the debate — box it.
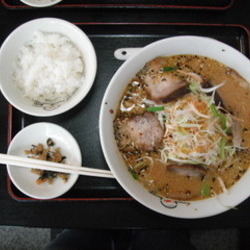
[219,137,227,160]
[189,81,199,93]
[158,91,236,166]
[201,182,211,197]
[163,66,178,72]
[147,106,165,112]
[25,139,69,185]
[129,168,139,180]
[210,104,227,130]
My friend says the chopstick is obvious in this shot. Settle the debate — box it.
[0,153,114,178]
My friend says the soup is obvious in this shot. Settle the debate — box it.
[114,55,250,201]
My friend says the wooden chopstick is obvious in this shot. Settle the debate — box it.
[0,153,114,178]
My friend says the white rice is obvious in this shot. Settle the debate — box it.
[13,31,85,103]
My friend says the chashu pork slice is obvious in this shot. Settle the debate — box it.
[143,71,189,104]
[167,164,207,178]
[115,112,164,152]
[142,56,167,72]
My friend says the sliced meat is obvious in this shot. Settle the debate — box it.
[229,68,249,89]
[115,112,164,151]
[139,57,190,103]
[142,57,168,73]
[142,71,189,103]
[167,164,207,178]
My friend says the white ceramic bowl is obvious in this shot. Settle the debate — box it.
[0,18,97,117]
[7,123,82,199]
[99,36,250,219]
[20,0,63,7]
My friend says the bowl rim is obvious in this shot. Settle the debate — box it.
[19,0,63,7]
[0,17,97,117]
[99,35,250,219]
[7,122,82,199]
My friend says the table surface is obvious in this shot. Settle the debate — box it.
[0,0,250,229]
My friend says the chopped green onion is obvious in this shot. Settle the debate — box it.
[201,182,211,197]
[129,169,139,180]
[147,106,165,112]
[220,137,227,160]
[210,104,227,130]
[134,161,148,170]
[219,113,227,130]
[163,67,178,72]
[210,103,219,116]
[178,127,187,135]
[189,81,199,93]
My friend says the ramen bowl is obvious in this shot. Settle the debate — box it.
[99,36,250,218]
[0,18,97,117]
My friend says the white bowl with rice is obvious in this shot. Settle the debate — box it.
[20,0,63,7]
[0,18,97,117]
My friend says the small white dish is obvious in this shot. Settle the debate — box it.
[7,122,82,200]
[0,17,97,117]
[20,0,63,7]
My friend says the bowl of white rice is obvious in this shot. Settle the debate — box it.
[19,0,63,7]
[0,18,97,117]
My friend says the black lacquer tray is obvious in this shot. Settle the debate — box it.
[7,22,250,201]
[1,0,234,10]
